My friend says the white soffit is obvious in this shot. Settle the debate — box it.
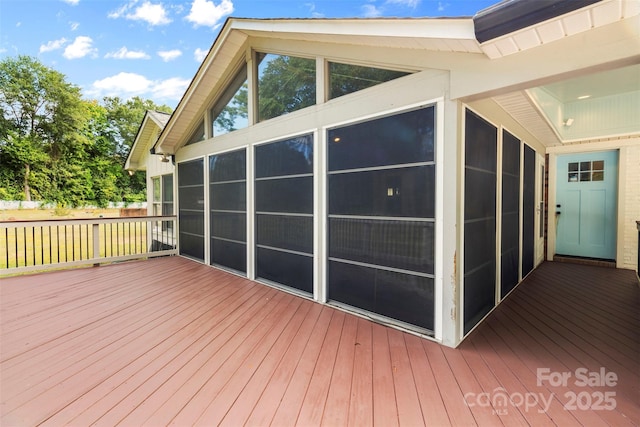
[493,91,562,147]
[480,0,640,59]
[235,18,482,53]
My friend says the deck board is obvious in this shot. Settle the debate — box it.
[1,257,638,426]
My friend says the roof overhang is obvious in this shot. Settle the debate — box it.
[154,0,639,154]
[476,0,639,59]
[154,17,480,154]
[124,110,171,171]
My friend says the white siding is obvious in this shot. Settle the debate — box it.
[620,142,640,270]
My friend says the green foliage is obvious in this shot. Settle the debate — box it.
[257,54,316,122]
[0,56,172,206]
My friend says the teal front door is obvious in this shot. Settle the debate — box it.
[556,151,618,260]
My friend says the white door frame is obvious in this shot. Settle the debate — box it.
[535,153,545,266]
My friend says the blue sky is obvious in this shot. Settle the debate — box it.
[1,0,497,108]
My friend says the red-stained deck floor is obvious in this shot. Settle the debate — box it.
[1,257,638,426]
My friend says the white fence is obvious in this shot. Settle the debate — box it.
[0,201,147,210]
[1,216,176,276]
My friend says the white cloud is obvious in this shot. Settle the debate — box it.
[62,0,80,5]
[362,4,383,17]
[87,72,189,102]
[39,38,68,53]
[194,47,208,62]
[105,47,151,59]
[152,77,190,100]
[305,2,324,18]
[386,0,420,7]
[89,72,152,97]
[63,36,97,59]
[109,0,171,26]
[158,49,182,62]
[186,0,233,28]
[70,21,80,31]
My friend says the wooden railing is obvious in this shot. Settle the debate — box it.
[1,216,177,276]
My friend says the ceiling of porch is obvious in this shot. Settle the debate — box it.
[493,63,640,147]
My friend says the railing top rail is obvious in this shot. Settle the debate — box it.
[0,215,177,228]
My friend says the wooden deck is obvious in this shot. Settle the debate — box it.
[1,257,638,426]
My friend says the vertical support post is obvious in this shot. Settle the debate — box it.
[93,223,100,267]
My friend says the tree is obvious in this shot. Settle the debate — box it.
[0,55,85,202]
[102,96,172,202]
[257,54,316,122]
[0,56,173,206]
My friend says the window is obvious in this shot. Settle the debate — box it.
[256,53,316,122]
[328,62,410,99]
[152,174,173,218]
[152,174,174,250]
[255,134,314,293]
[327,106,436,332]
[211,67,248,137]
[185,119,205,146]
[152,177,161,216]
[568,160,604,182]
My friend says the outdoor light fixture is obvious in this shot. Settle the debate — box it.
[564,118,574,127]
[128,170,134,176]
[161,153,170,163]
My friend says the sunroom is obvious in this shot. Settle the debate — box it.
[150,0,639,348]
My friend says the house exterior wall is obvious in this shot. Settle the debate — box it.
[175,67,459,344]
[547,137,640,270]
[459,98,546,339]
[620,143,640,270]
[145,130,175,216]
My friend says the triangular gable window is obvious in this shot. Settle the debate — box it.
[211,66,248,137]
[329,62,410,100]
[185,119,205,146]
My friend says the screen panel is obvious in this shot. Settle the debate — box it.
[522,144,536,277]
[255,135,314,294]
[463,109,497,334]
[178,159,205,261]
[328,107,434,171]
[327,106,436,333]
[209,149,247,273]
[501,130,521,298]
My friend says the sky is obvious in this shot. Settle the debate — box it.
[0,0,498,108]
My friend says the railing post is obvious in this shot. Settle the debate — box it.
[93,223,100,267]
